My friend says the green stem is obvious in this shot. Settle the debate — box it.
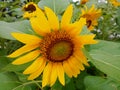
[12,80,42,90]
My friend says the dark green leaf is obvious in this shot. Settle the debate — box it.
[0,72,19,90]
[62,79,76,90]
[51,80,63,90]
[84,76,120,90]
[74,72,88,90]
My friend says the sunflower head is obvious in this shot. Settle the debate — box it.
[108,0,120,7]
[8,2,98,87]
[22,2,42,18]
[81,5,101,30]
[80,0,89,4]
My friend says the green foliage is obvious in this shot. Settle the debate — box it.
[0,0,23,22]
[84,76,120,90]
[0,20,32,40]
[38,0,70,15]
[0,0,120,90]
[88,40,120,82]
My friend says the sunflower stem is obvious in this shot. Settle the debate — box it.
[12,80,42,90]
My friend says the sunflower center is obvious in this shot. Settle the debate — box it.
[86,20,92,28]
[23,4,36,13]
[48,40,73,62]
[40,31,74,62]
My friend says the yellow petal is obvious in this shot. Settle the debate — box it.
[63,61,73,78]
[77,18,86,34]
[28,60,46,80]
[78,34,98,45]
[57,63,65,86]
[42,62,52,87]
[61,4,73,30]
[45,7,59,31]
[89,5,95,13]
[30,10,51,36]
[23,57,45,74]
[70,18,86,35]
[50,63,58,86]
[67,59,80,78]
[70,57,85,71]
[12,50,40,65]
[11,33,41,44]
[75,50,89,66]
[8,44,39,58]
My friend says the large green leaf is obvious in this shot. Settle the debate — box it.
[84,76,120,90]
[38,0,70,15]
[88,40,120,81]
[0,20,33,40]
[0,72,31,90]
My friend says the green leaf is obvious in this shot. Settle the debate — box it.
[74,72,88,90]
[38,0,70,15]
[88,40,120,81]
[0,72,36,90]
[116,8,120,26]
[0,49,9,69]
[1,62,31,72]
[51,80,63,90]
[62,79,76,90]
[84,76,120,90]
[0,20,33,40]
[0,72,20,90]
[90,40,120,56]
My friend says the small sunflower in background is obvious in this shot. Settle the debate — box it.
[80,5,101,30]
[108,0,120,7]
[80,0,89,4]
[8,2,97,87]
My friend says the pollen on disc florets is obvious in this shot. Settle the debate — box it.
[40,30,75,62]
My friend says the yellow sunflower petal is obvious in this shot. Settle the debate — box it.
[61,4,73,30]
[45,7,59,31]
[70,57,85,71]
[42,62,52,87]
[78,34,98,45]
[63,60,73,78]
[57,63,65,86]
[8,44,39,58]
[71,18,86,35]
[23,57,45,74]
[30,16,51,36]
[50,63,58,86]
[89,5,95,13]
[28,60,46,80]
[67,58,80,77]
[12,50,40,65]
[75,50,89,66]
[11,33,41,44]
[22,2,51,35]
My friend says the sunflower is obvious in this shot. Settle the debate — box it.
[80,0,89,4]
[8,2,97,87]
[80,5,101,30]
[108,0,120,7]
